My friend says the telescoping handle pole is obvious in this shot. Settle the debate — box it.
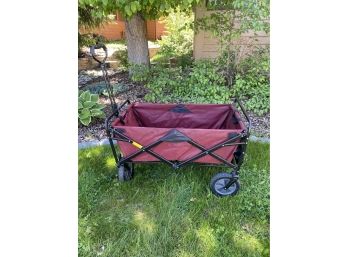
[90,43,118,112]
[233,98,251,134]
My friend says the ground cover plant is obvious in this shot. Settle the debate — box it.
[78,141,270,257]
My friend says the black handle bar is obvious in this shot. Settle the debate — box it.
[232,98,251,134]
[105,99,131,132]
[90,43,108,64]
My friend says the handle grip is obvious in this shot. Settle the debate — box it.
[90,43,108,64]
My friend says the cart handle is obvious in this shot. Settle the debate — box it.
[91,43,119,113]
[105,99,131,132]
[90,43,108,64]
[233,98,251,134]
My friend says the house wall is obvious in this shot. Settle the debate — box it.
[193,4,269,59]
[79,21,126,40]
[155,18,167,39]
[80,16,166,41]
[146,19,167,40]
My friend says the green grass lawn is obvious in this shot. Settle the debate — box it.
[79,142,270,257]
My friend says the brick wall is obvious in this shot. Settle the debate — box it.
[80,17,166,41]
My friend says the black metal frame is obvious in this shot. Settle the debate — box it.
[90,43,251,185]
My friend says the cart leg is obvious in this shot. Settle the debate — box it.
[108,137,119,164]
[224,134,249,189]
[224,170,239,189]
[118,162,133,181]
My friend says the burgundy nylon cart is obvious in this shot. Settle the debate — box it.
[90,44,251,197]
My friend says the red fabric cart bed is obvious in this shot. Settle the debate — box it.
[111,103,246,164]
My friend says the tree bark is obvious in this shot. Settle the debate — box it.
[125,13,150,72]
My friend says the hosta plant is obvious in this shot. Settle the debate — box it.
[78,91,105,126]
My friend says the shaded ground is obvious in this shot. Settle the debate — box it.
[78,141,270,257]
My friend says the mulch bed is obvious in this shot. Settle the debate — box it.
[78,68,270,143]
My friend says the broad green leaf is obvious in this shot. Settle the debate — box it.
[80,116,91,126]
[94,103,105,109]
[90,94,99,103]
[80,91,91,102]
[91,109,105,117]
[82,101,96,108]
[78,101,83,109]
[79,108,90,119]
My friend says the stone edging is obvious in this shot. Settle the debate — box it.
[78,138,115,149]
[249,135,270,143]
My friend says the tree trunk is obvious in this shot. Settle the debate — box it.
[125,13,150,73]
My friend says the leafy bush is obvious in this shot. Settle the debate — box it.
[155,10,194,67]
[132,49,269,115]
[78,91,105,126]
[192,0,270,115]
[78,33,107,57]
[133,60,231,104]
[110,42,128,69]
[129,64,151,82]
[78,33,96,48]
[78,33,95,57]
[183,61,230,103]
[232,48,270,115]
[112,49,128,69]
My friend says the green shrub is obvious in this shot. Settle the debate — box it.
[78,91,105,126]
[132,49,269,116]
[155,10,194,67]
[110,42,128,69]
[133,60,231,104]
[78,33,96,48]
[112,49,128,69]
[183,60,230,103]
[130,64,152,83]
[78,33,107,57]
[232,48,270,115]
[78,33,97,57]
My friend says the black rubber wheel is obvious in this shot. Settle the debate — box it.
[210,172,240,197]
[118,164,133,182]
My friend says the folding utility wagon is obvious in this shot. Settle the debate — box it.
[91,44,251,197]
